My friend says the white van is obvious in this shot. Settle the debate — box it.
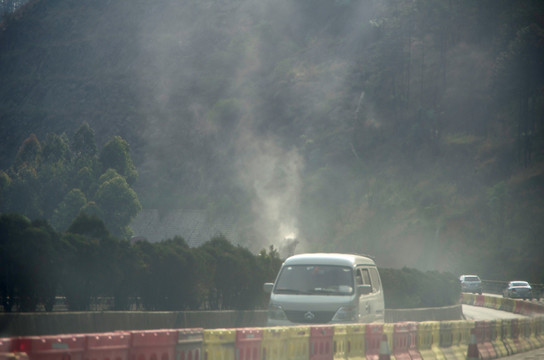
[263,253,385,325]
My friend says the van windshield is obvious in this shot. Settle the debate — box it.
[274,265,354,295]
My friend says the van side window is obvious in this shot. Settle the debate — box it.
[369,268,381,293]
[355,271,363,285]
[359,268,372,286]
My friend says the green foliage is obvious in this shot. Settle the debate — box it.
[15,134,41,168]
[67,212,109,239]
[94,174,141,238]
[1,211,466,312]
[71,122,97,158]
[0,214,62,312]
[51,188,87,232]
[380,267,460,309]
[0,0,543,284]
[0,123,141,239]
[99,136,137,185]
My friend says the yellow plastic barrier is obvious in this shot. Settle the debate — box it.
[483,296,496,310]
[261,327,288,360]
[286,326,309,360]
[345,324,366,360]
[501,319,516,355]
[535,317,544,347]
[417,321,442,360]
[383,323,395,355]
[438,321,456,359]
[202,329,235,360]
[519,318,538,351]
[494,297,503,310]
[461,293,475,305]
[450,320,474,360]
[332,325,348,360]
[489,319,508,358]
[500,298,515,313]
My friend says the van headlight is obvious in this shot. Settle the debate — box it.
[268,304,287,320]
[331,306,357,322]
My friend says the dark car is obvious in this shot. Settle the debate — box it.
[459,275,483,294]
[503,281,533,300]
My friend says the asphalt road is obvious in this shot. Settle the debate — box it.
[461,304,528,320]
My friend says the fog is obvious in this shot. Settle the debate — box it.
[1,0,542,277]
[132,0,383,256]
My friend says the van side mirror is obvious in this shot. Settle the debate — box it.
[357,284,372,295]
[263,282,274,293]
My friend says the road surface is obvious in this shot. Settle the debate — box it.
[462,304,528,320]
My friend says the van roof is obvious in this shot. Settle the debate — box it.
[283,253,376,267]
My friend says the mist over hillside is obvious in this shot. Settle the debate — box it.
[0,0,543,279]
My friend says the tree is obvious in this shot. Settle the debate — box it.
[198,235,263,309]
[0,170,10,210]
[15,134,41,169]
[41,133,71,164]
[99,136,138,185]
[0,213,30,312]
[94,172,141,238]
[0,214,61,312]
[67,212,110,239]
[51,189,87,232]
[17,220,61,311]
[59,233,100,311]
[494,21,544,167]
[71,122,97,158]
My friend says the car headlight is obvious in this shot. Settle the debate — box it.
[331,306,357,322]
[268,304,287,320]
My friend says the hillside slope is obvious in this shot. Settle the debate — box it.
[0,0,543,279]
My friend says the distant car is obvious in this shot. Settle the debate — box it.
[503,281,533,300]
[459,275,483,294]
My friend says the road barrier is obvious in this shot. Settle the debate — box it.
[2,294,544,360]
[309,326,332,360]
[489,320,509,358]
[344,324,365,360]
[13,334,86,360]
[85,332,131,360]
[1,319,542,360]
[176,328,202,360]
[202,329,234,360]
[474,320,495,359]
[129,330,178,360]
[235,328,261,360]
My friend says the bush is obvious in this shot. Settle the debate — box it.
[380,267,460,309]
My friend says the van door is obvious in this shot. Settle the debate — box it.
[368,267,385,321]
[356,266,384,322]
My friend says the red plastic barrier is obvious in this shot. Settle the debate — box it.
[176,329,202,360]
[235,328,261,360]
[509,319,523,354]
[405,322,421,360]
[474,295,485,307]
[365,324,384,360]
[513,300,524,315]
[85,332,131,360]
[474,321,495,360]
[309,326,333,360]
[391,322,411,360]
[129,330,178,360]
[0,339,12,353]
[13,334,86,360]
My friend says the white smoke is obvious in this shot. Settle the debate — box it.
[235,129,305,254]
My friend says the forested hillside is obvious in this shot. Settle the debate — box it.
[0,0,543,281]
